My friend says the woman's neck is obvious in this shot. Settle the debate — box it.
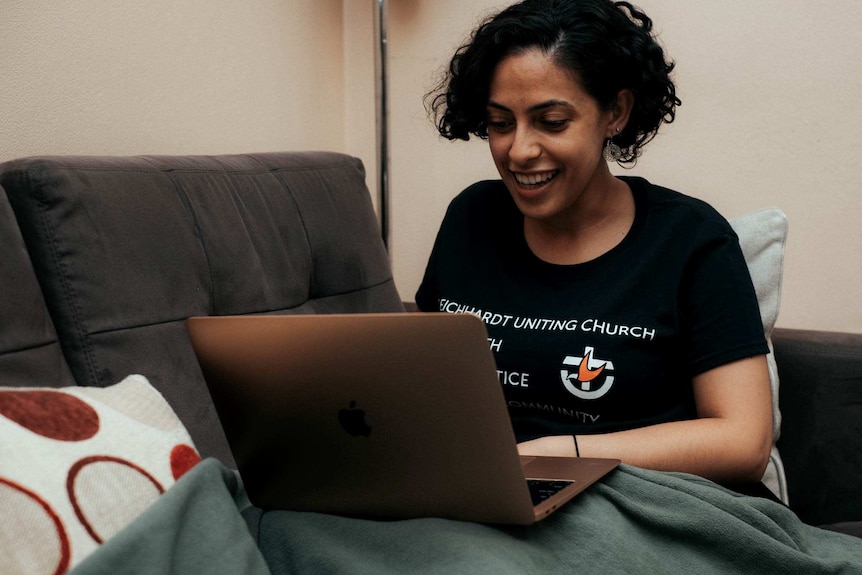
[523,176,635,265]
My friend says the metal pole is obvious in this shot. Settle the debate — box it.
[373,0,390,250]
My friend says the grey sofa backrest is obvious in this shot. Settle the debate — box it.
[0,185,76,388]
[0,152,403,463]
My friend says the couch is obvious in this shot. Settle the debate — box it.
[1,152,860,574]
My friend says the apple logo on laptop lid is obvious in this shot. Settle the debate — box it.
[338,401,372,437]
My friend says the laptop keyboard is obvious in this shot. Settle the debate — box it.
[527,479,574,505]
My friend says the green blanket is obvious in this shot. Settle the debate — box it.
[69,459,270,575]
[71,459,862,575]
[257,465,862,574]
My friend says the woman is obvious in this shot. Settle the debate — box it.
[417,0,773,489]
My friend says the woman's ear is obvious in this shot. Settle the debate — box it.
[607,89,634,136]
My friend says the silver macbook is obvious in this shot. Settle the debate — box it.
[186,312,619,525]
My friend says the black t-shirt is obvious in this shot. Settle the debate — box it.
[415,177,768,441]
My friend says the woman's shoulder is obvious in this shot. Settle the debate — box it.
[622,176,735,238]
[451,179,508,206]
[444,179,517,221]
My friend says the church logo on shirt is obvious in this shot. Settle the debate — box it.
[560,346,615,400]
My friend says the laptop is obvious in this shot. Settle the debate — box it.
[186,312,619,525]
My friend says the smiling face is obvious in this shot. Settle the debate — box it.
[487,48,622,229]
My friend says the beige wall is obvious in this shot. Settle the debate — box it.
[2,1,860,333]
[0,1,349,158]
[387,0,862,334]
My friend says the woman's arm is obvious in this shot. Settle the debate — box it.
[517,354,773,484]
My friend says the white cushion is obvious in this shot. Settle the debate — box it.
[729,208,789,502]
[0,375,201,574]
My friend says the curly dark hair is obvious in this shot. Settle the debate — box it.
[426,0,680,164]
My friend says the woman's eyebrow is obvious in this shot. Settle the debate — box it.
[487,99,574,112]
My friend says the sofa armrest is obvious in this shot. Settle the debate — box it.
[773,327,862,526]
[0,185,76,388]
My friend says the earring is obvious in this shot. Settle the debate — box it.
[603,138,623,162]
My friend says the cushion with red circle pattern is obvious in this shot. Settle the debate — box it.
[0,375,201,575]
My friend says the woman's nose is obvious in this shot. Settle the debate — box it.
[509,127,541,163]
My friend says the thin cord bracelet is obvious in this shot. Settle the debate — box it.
[573,435,580,457]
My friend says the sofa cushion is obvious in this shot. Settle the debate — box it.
[728,207,788,502]
[0,186,75,388]
[820,521,862,540]
[0,375,200,574]
[0,152,403,464]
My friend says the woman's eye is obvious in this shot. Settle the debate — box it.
[541,119,569,131]
[488,119,514,132]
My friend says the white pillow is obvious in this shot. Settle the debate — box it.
[729,208,788,502]
[0,375,201,574]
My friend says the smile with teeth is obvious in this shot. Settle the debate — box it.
[512,170,558,187]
